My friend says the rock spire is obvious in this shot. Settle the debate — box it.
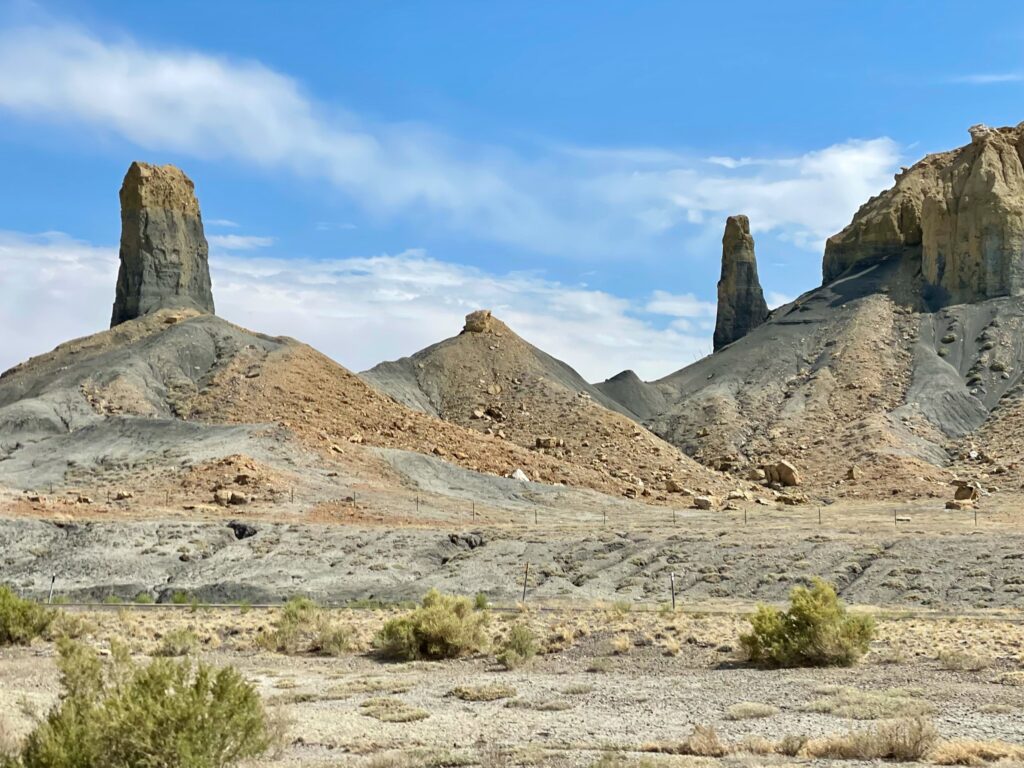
[713,215,769,350]
[110,162,214,327]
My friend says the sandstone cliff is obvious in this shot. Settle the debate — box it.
[823,123,1024,305]
[713,215,769,350]
[110,162,215,327]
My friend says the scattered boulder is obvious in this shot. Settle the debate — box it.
[746,468,766,482]
[946,499,974,510]
[763,460,801,487]
[952,479,982,501]
[713,215,770,350]
[846,465,861,481]
[665,479,694,494]
[113,489,134,501]
[693,495,715,510]
[227,520,258,540]
[449,532,485,549]
[509,468,530,482]
[111,162,215,327]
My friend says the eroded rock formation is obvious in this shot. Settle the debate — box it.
[110,162,214,327]
[824,123,1024,304]
[713,215,769,350]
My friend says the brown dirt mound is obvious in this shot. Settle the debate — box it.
[189,341,727,502]
[361,312,727,499]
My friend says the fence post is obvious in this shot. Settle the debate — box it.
[670,571,676,611]
[522,563,530,602]
[47,575,56,605]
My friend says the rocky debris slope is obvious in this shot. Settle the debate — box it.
[713,215,769,350]
[363,311,727,500]
[111,162,214,327]
[824,124,1024,305]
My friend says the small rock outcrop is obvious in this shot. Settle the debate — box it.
[823,123,1024,304]
[462,309,507,335]
[110,162,214,327]
[713,215,769,350]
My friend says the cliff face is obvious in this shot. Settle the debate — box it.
[824,124,1024,305]
[111,162,215,327]
[713,215,769,350]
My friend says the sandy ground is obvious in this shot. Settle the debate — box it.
[1,606,1023,767]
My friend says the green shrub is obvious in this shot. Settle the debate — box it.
[8,640,272,768]
[496,624,538,669]
[132,593,154,605]
[374,589,489,661]
[256,597,352,656]
[169,591,191,605]
[155,628,199,657]
[0,587,54,646]
[474,592,489,610]
[740,578,874,667]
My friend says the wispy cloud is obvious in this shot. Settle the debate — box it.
[950,73,1024,85]
[207,234,274,250]
[206,218,239,228]
[315,221,357,232]
[644,290,716,318]
[0,24,902,259]
[0,230,714,381]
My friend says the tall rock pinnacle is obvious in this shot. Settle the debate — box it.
[713,215,769,350]
[110,162,215,327]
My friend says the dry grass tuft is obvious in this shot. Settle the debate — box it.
[930,739,1024,765]
[450,683,516,702]
[803,686,933,719]
[803,717,938,761]
[725,702,779,720]
[937,649,992,671]
[360,696,430,723]
[505,698,572,712]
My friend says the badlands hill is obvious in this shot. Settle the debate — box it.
[598,124,1024,500]
[0,161,725,516]
[363,310,727,500]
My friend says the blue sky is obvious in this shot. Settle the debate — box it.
[2,0,1024,379]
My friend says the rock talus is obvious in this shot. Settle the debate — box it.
[713,215,769,350]
[110,162,215,327]
[823,123,1024,304]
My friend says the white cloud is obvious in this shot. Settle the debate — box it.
[207,234,274,250]
[766,290,795,309]
[950,73,1024,85]
[0,24,902,259]
[206,218,239,228]
[0,231,710,382]
[588,138,901,252]
[0,231,117,369]
[644,290,717,318]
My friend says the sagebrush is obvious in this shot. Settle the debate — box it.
[740,578,874,667]
[374,589,489,661]
[496,624,537,669]
[5,639,273,768]
[0,587,53,646]
[256,596,352,656]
